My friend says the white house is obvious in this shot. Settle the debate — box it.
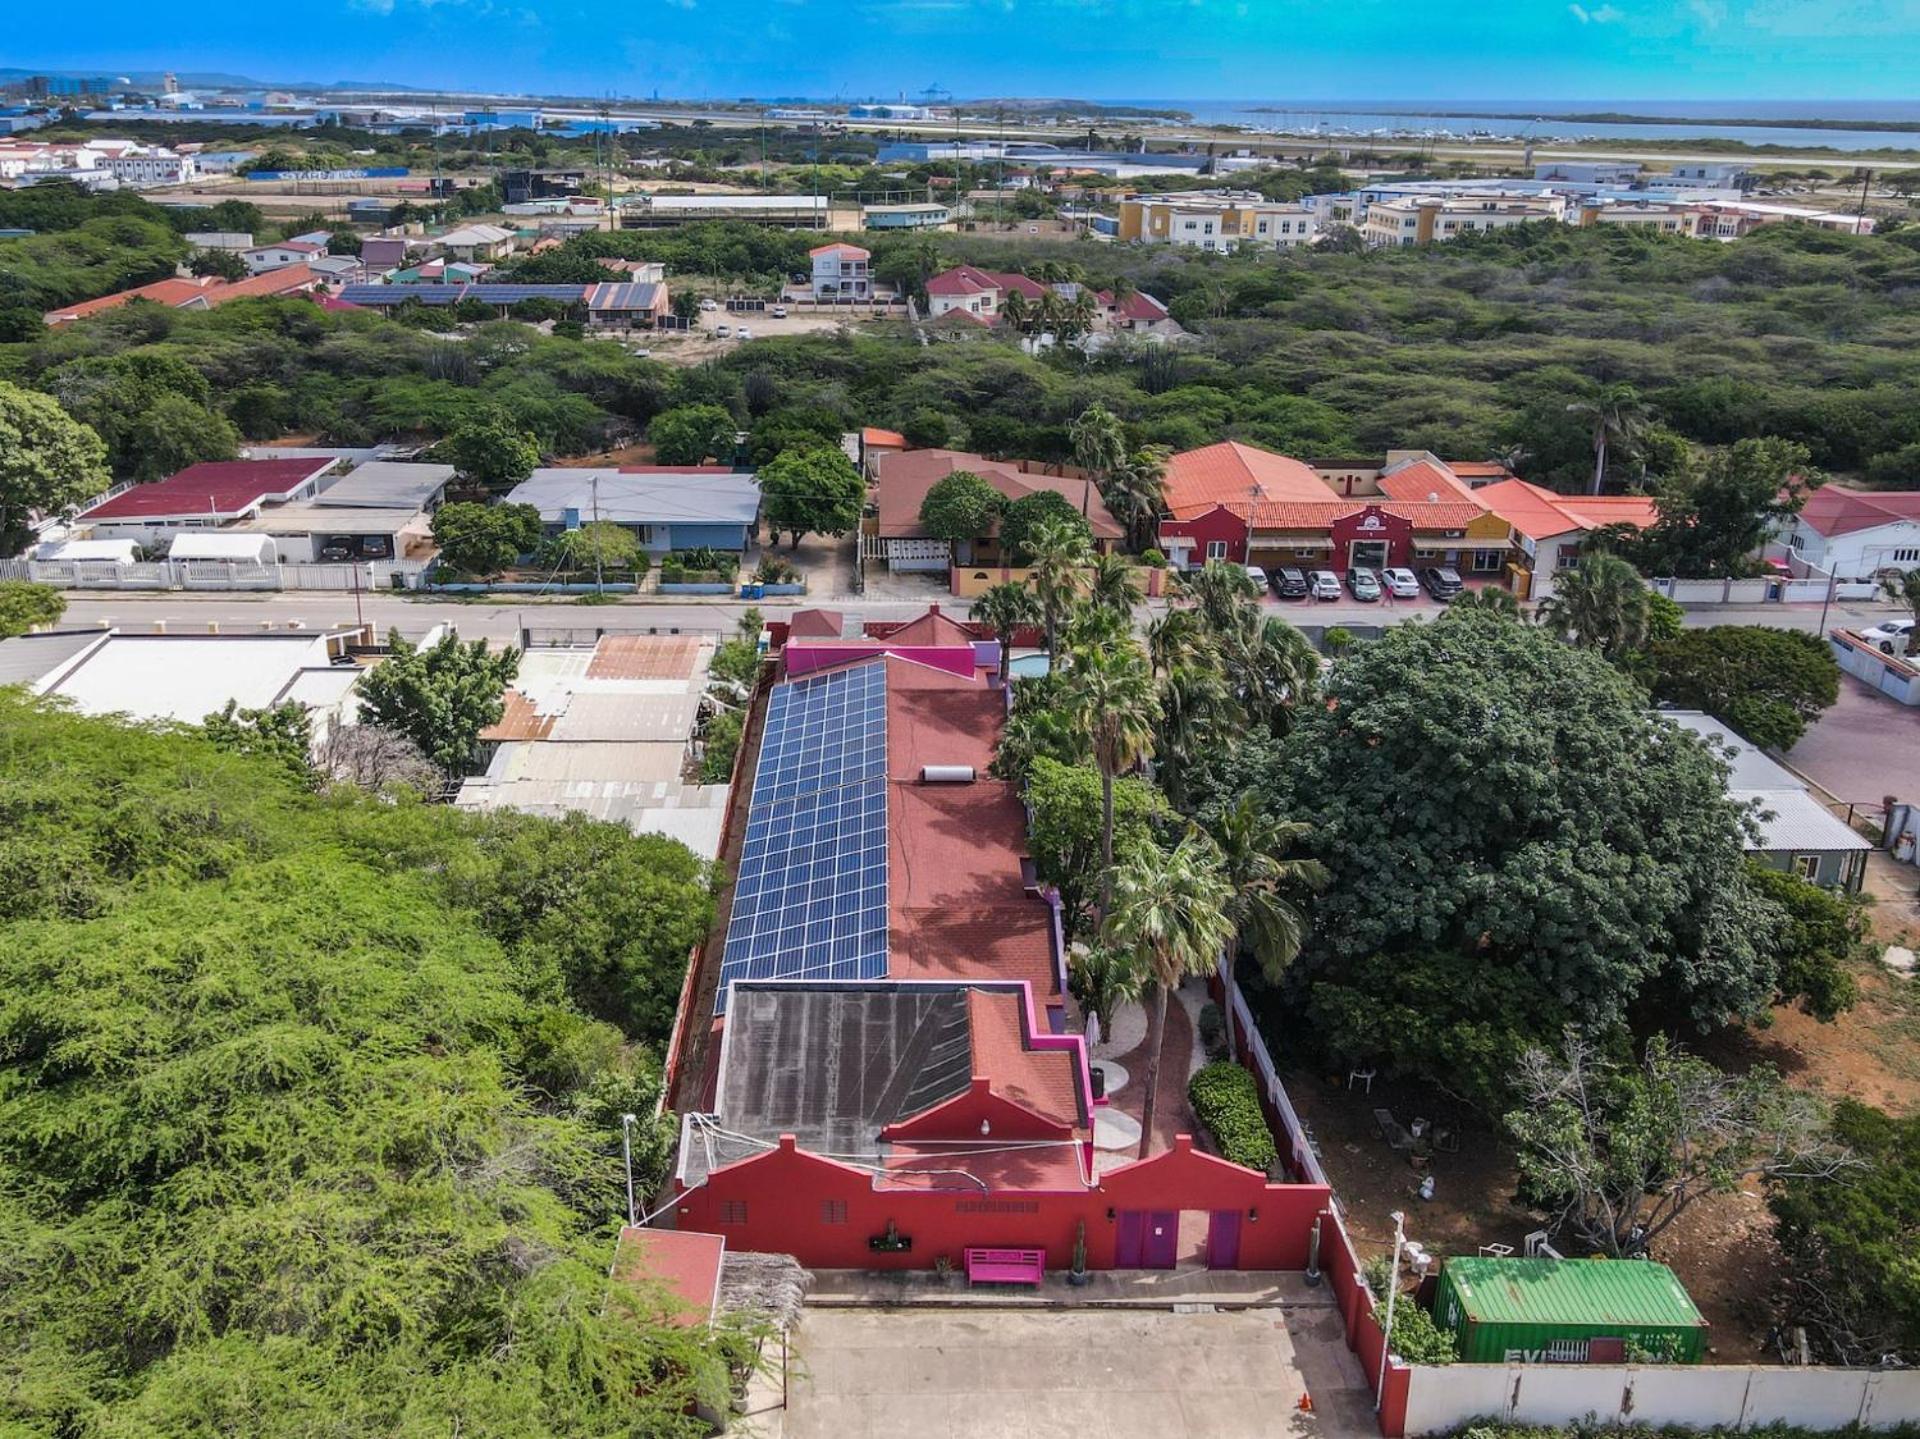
[1781,485,1920,582]
[806,241,871,300]
[242,240,326,274]
[99,149,196,186]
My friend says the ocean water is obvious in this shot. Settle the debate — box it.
[1103,99,1920,151]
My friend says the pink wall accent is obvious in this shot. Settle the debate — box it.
[783,643,976,677]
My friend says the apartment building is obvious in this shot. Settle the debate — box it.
[1574,201,1699,234]
[98,149,196,186]
[1361,194,1565,247]
[1119,191,1317,251]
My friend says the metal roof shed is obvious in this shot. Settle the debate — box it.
[1435,1257,1708,1365]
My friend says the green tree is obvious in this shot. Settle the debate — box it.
[1450,586,1522,619]
[188,247,246,280]
[1212,794,1327,989]
[438,411,540,491]
[918,470,1004,546]
[540,519,643,576]
[1507,1033,1843,1257]
[1102,445,1170,553]
[326,229,362,256]
[1086,551,1143,616]
[1770,1099,1920,1365]
[0,580,67,638]
[901,408,960,449]
[999,489,1092,567]
[42,355,238,486]
[1026,756,1170,941]
[1063,640,1160,923]
[201,698,315,785]
[356,629,521,775]
[1746,862,1862,1021]
[1180,559,1261,638]
[431,501,545,577]
[1631,438,1818,579]
[0,384,110,554]
[1880,567,1920,656]
[671,289,702,322]
[1650,626,1840,750]
[1023,514,1094,662]
[1067,401,1126,486]
[1069,944,1143,1049]
[1104,833,1236,1159]
[1536,551,1650,660]
[648,404,738,466]
[1568,381,1646,495]
[1153,659,1236,811]
[969,579,1041,687]
[757,444,864,547]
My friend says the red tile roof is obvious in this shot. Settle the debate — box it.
[785,607,846,640]
[1795,484,1920,538]
[612,1227,722,1327]
[883,607,978,647]
[809,241,870,258]
[861,426,906,449]
[873,449,1122,540]
[45,264,321,325]
[80,458,335,521]
[968,989,1081,1129]
[1163,441,1331,519]
[1096,289,1170,322]
[1377,458,1481,504]
[1476,479,1659,542]
[924,265,1050,300]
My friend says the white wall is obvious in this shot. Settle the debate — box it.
[1401,1363,1920,1436]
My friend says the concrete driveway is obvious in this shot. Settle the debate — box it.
[777,1303,1376,1439]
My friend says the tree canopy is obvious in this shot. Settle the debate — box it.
[431,501,545,577]
[1649,625,1840,751]
[0,693,731,1439]
[756,444,865,547]
[918,470,1004,544]
[0,581,68,638]
[356,630,521,775]
[1000,489,1092,564]
[437,411,541,491]
[0,382,111,552]
[648,403,738,465]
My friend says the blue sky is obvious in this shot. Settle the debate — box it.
[12,0,1920,103]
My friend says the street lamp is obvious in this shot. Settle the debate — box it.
[620,1113,638,1227]
[1376,1209,1407,1413]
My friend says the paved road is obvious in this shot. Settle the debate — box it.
[54,589,1905,646]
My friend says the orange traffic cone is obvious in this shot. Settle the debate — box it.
[1298,1392,1314,1414]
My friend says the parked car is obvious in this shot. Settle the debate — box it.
[1862,618,1916,654]
[1347,566,1383,602]
[1309,571,1341,601]
[734,326,753,341]
[698,298,719,312]
[1421,566,1463,601]
[770,305,788,318]
[1380,567,1420,598]
[1274,567,1311,600]
[714,324,732,338]
[1244,564,1268,591]
[318,540,353,562]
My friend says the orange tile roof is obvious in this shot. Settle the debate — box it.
[480,687,556,741]
[1163,441,1332,519]
[1377,458,1482,504]
[861,426,907,449]
[968,989,1082,1129]
[785,607,845,639]
[1477,479,1659,542]
[873,449,1121,540]
[45,276,217,323]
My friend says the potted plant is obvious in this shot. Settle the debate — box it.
[868,1219,912,1253]
[1068,1220,1090,1287]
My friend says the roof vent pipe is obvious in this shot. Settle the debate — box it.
[920,765,975,784]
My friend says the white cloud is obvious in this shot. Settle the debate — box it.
[1569,2,1623,20]
[1687,0,1727,26]
[1568,3,1590,20]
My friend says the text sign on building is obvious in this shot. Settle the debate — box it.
[245,167,410,182]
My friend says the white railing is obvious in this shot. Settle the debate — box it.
[1220,957,1330,1188]
[1,559,422,593]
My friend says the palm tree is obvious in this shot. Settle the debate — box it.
[1211,798,1328,1054]
[1070,943,1143,1049]
[1224,616,1322,736]
[1536,551,1650,659]
[1450,586,1523,620]
[999,288,1031,334]
[1568,383,1647,496]
[1153,661,1236,810]
[1024,516,1093,663]
[1068,403,1127,486]
[1180,559,1261,638]
[1087,550,1143,616]
[1881,568,1920,656]
[1063,639,1159,923]
[1146,605,1210,678]
[1064,288,1099,341]
[970,580,1041,686]
[1103,833,1236,1159]
[1061,597,1132,654]
[1102,445,1170,553]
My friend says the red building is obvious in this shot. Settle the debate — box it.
[661,643,1328,1273]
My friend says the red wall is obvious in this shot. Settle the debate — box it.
[673,1135,1329,1273]
[1159,506,1250,567]
[1328,506,1414,569]
[784,643,976,677]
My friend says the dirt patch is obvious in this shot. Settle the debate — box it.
[1701,967,1920,1116]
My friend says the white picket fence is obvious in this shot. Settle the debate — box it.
[0,558,428,592]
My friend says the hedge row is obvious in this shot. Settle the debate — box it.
[1187,1061,1278,1174]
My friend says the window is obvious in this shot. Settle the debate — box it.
[718,1199,748,1225]
[1895,548,1920,564]
[1295,548,1320,561]
[820,1199,848,1225]
[1205,540,1229,561]
[1789,534,1804,551]
[1472,549,1504,572]
[1556,544,1582,568]
[1792,854,1821,880]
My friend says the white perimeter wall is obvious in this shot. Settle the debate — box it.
[1402,1363,1920,1436]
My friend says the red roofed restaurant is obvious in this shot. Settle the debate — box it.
[660,632,1330,1276]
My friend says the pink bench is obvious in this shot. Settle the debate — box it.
[963,1246,1046,1287]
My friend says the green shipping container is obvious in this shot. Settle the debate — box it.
[1434,1257,1708,1365]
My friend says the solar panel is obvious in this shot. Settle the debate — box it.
[715,663,889,1012]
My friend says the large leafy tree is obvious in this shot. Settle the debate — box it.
[357,629,521,776]
[1507,1033,1844,1257]
[1104,833,1236,1159]
[1274,610,1790,1090]
[0,383,109,554]
[999,488,1092,566]
[1535,551,1650,659]
[918,469,1004,545]
[757,444,865,547]
[1770,1099,1920,1365]
[44,353,240,484]
[1025,756,1169,942]
[431,501,545,577]
[437,410,541,491]
[1630,437,1818,579]
[1649,625,1840,751]
[201,698,315,785]
[648,403,738,466]
[539,519,643,575]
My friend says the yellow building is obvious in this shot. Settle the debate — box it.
[1361,194,1564,248]
[1118,191,1316,251]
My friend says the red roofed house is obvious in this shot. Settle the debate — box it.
[923,265,1050,322]
[870,448,1123,572]
[806,241,872,301]
[44,264,324,326]
[1157,443,1518,579]
[1779,485,1920,583]
[78,457,336,546]
[661,648,1331,1275]
[1475,478,1660,600]
[1097,288,1173,331]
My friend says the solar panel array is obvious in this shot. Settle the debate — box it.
[336,283,591,307]
[716,662,889,1012]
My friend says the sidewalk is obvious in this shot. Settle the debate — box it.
[806,1267,1338,1310]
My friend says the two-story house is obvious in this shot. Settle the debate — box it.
[807,242,872,300]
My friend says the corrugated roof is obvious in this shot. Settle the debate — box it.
[313,461,452,510]
[507,468,760,527]
[81,458,334,521]
[0,630,106,689]
[613,1226,724,1327]
[1662,711,1872,854]
[1443,1258,1705,1331]
[1795,484,1920,539]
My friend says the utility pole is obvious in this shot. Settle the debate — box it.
[1376,1210,1406,1413]
[1855,167,1873,236]
[620,1113,638,1227]
[591,472,604,595]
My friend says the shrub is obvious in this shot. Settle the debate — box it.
[1197,1002,1228,1060]
[755,554,798,584]
[699,708,745,783]
[1140,547,1167,569]
[709,637,762,688]
[1187,1061,1277,1174]
[1322,625,1354,656]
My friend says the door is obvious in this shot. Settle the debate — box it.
[1206,1210,1242,1270]
[1115,1210,1179,1268]
[1115,1210,1146,1268]
[1349,540,1388,570]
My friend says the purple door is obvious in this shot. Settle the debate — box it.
[1206,1210,1242,1270]
[1115,1210,1179,1268]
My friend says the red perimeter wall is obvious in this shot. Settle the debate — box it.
[674,1135,1329,1273]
